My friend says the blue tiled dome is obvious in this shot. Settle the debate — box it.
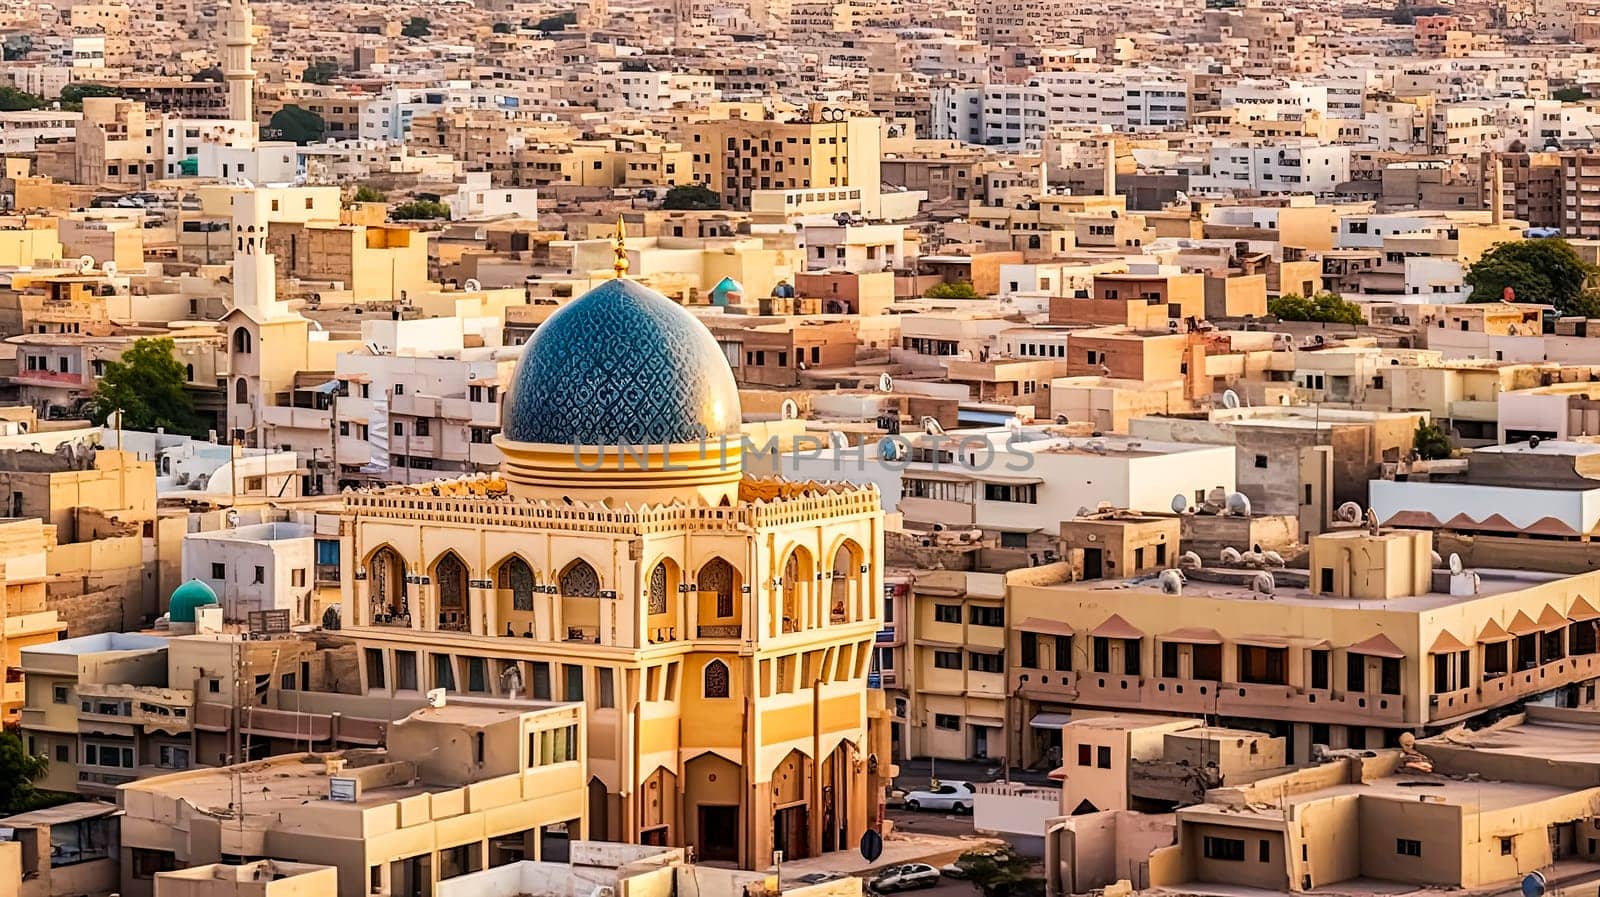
[502,279,741,446]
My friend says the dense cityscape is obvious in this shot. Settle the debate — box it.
[5,0,1600,896]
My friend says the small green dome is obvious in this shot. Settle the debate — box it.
[169,579,218,623]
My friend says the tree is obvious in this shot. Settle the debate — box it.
[88,338,205,437]
[58,82,123,111]
[401,16,431,37]
[302,60,339,85]
[352,185,386,203]
[1414,419,1452,461]
[661,184,721,210]
[0,725,50,814]
[0,86,43,111]
[956,846,1042,897]
[1269,291,1366,324]
[267,104,326,145]
[193,66,223,82]
[925,280,980,299]
[533,10,578,30]
[1465,238,1600,317]
[1554,86,1590,102]
[2,34,33,61]
[391,200,450,220]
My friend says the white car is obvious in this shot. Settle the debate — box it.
[901,780,975,813]
[870,863,941,892]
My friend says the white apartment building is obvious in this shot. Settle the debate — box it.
[782,427,1237,535]
[332,318,517,485]
[798,222,913,273]
[1218,79,1329,121]
[1193,142,1350,195]
[181,521,316,624]
[0,110,80,153]
[443,173,538,220]
[599,68,719,112]
[1030,70,1189,131]
[158,117,257,178]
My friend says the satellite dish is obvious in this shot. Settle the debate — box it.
[1529,435,1542,449]
[1521,872,1546,897]
[878,372,894,392]
[1225,492,1253,516]
[102,261,117,278]
[78,254,95,275]
[921,416,945,436]
[1170,493,1189,514]
[780,398,799,420]
[425,688,447,707]
[877,436,905,461]
[1448,553,1464,575]
[1222,389,1241,409]
[463,278,482,292]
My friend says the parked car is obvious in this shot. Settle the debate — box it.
[940,860,970,879]
[902,780,975,813]
[869,863,941,892]
[797,872,847,885]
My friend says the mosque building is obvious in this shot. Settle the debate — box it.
[334,234,888,868]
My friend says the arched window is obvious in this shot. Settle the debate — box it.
[703,659,730,698]
[232,328,252,354]
[498,557,536,611]
[368,547,407,617]
[234,378,248,405]
[648,562,668,615]
[560,560,600,597]
[434,553,468,632]
[700,557,735,618]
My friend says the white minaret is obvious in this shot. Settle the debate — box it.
[221,0,256,124]
[231,190,287,319]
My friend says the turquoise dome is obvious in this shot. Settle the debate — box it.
[709,276,744,306]
[502,279,741,446]
[169,579,218,623]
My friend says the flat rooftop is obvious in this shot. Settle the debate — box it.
[120,753,436,814]
[1187,773,1572,822]
[1429,717,1600,766]
[25,632,167,655]
[1046,566,1564,613]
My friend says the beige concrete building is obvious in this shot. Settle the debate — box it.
[119,701,589,897]
[1009,525,1600,768]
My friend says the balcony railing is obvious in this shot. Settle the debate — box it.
[565,626,600,643]
[697,624,741,639]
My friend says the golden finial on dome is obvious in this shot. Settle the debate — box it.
[613,214,629,279]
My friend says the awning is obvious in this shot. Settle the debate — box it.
[1538,605,1567,629]
[902,470,972,484]
[1478,618,1512,642]
[913,638,966,650]
[1091,614,1144,640]
[967,716,1005,728]
[975,474,1046,486]
[1347,633,1405,659]
[1030,712,1072,730]
[1570,597,1600,622]
[1017,617,1074,637]
[1508,612,1541,636]
[1428,630,1471,654]
[307,379,341,394]
[1161,627,1222,645]
[1234,634,1289,649]
[1291,637,1331,649]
